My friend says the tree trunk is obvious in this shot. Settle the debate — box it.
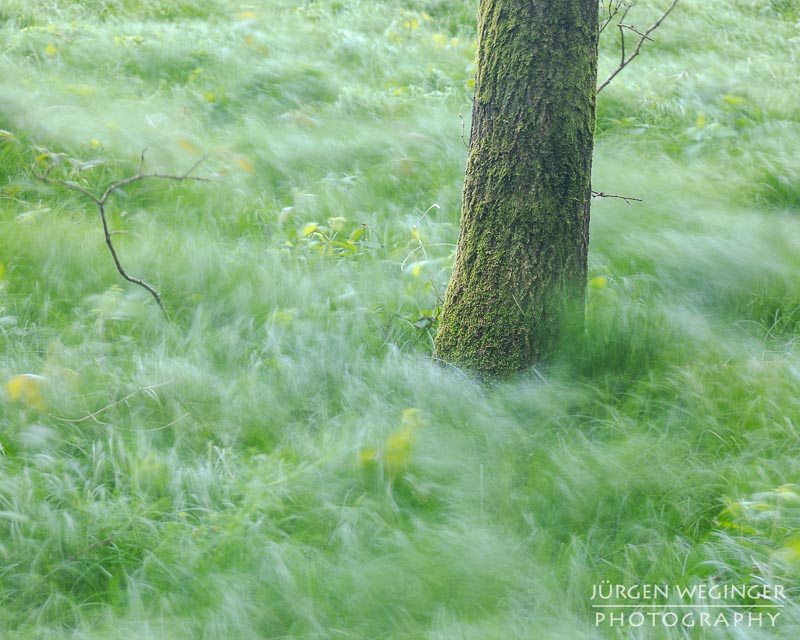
[434,0,599,378]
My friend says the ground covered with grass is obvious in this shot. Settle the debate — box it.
[1,0,799,637]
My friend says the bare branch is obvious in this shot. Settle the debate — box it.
[38,153,209,314]
[181,155,207,180]
[601,1,622,31]
[592,190,643,205]
[65,537,114,562]
[597,0,679,94]
[97,198,167,312]
[100,158,209,203]
[56,380,174,423]
[617,3,634,68]
[619,23,654,42]
[458,112,469,150]
[138,147,148,175]
[39,163,101,205]
[599,0,630,34]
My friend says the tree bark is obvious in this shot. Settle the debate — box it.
[435,0,599,378]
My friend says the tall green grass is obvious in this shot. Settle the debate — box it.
[1,0,799,637]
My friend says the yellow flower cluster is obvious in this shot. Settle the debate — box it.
[5,374,47,412]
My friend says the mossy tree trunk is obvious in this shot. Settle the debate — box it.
[435,0,599,378]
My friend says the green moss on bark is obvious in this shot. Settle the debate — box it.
[435,0,599,378]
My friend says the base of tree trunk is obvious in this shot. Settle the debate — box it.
[435,0,598,378]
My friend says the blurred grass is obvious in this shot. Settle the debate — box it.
[1,0,800,638]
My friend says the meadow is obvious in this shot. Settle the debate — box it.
[1,0,799,637]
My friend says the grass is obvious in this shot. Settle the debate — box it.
[1,0,799,637]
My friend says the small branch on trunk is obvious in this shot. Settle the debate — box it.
[458,112,469,150]
[599,0,631,34]
[592,190,643,205]
[597,0,679,94]
[37,151,208,315]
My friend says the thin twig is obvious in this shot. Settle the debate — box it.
[56,380,174,424]
[591,190,643,205]
[458,112,469,150]
[65,537,114,562]
[38,153,209,314]
[429,274,445,308]
[619,23,654,42]
[99,161,209,204]
[97,198,167,311]
[597,0,679,94]
[112,412,190,432]
[599,0,630,34]
[618,4,634,68]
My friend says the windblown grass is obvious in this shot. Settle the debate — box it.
[1,0,799,638]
